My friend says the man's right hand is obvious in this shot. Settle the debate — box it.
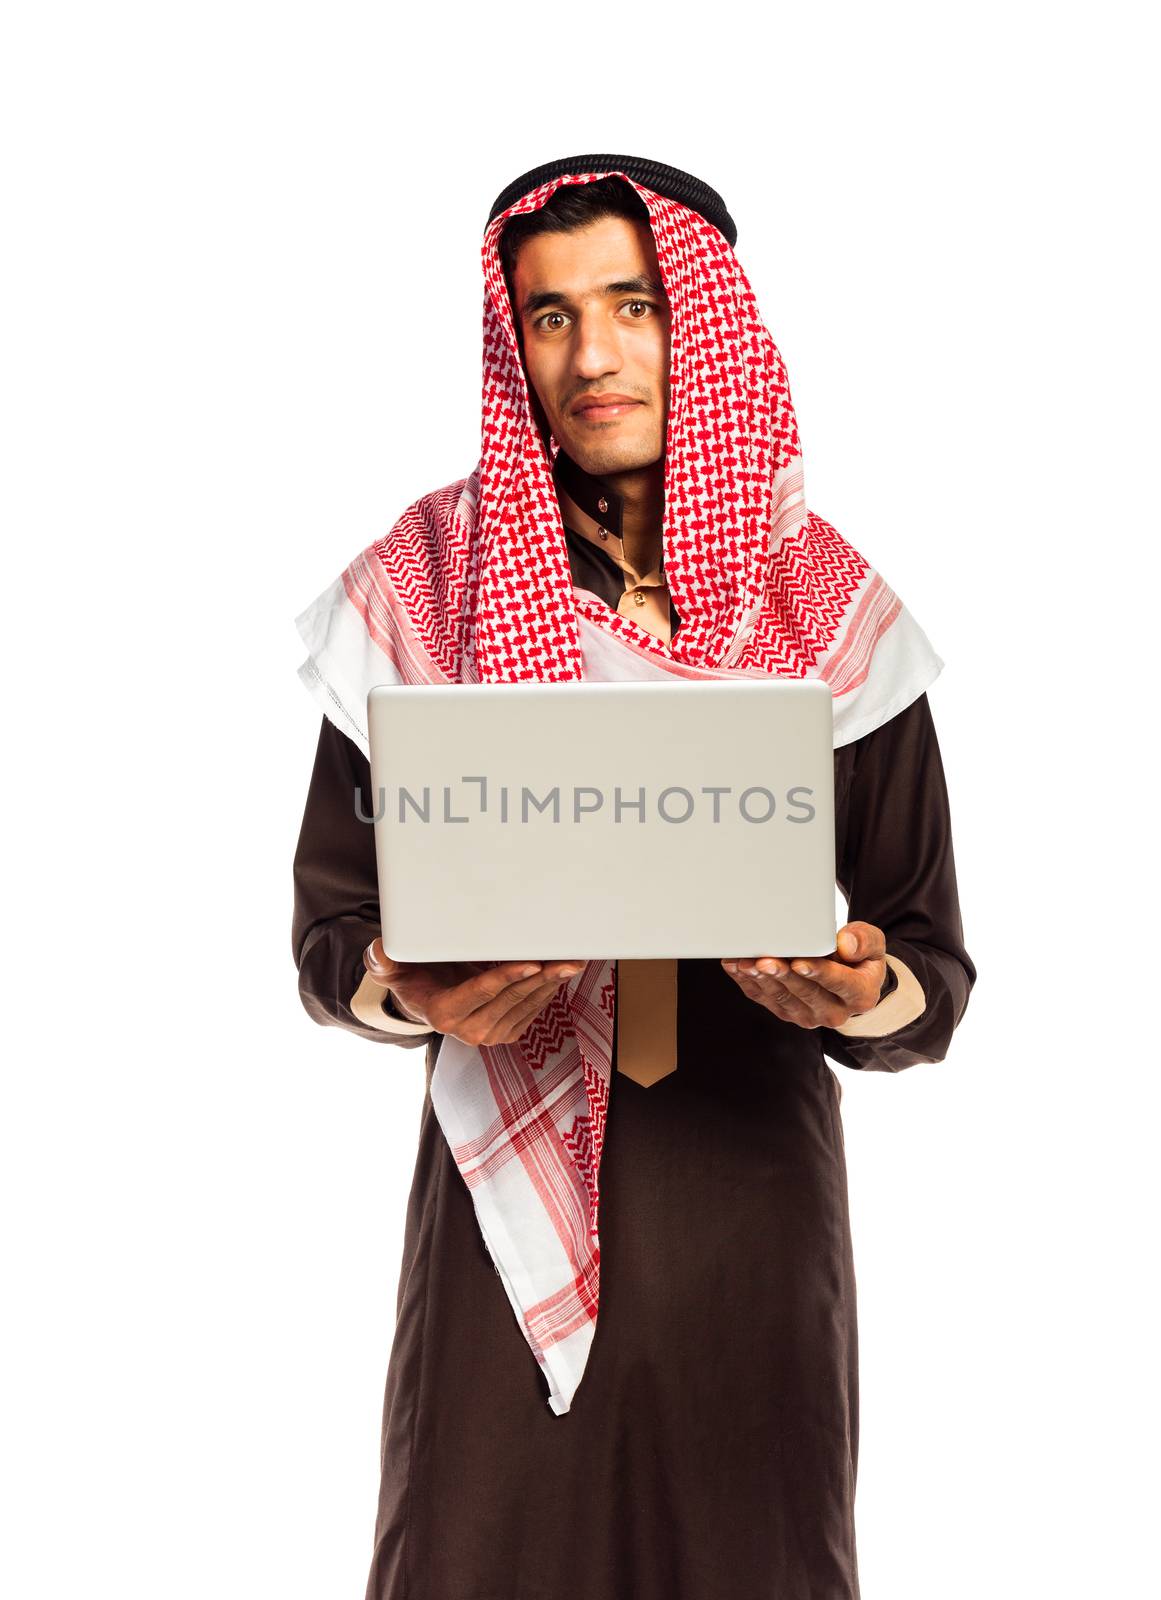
[363,937,586,1047]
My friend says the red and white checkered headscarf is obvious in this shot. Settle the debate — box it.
[296,169,942,1414]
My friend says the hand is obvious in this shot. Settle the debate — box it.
[363,937,587,1047]
[721,921,888,1030]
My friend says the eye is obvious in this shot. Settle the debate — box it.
[532,300,663,332]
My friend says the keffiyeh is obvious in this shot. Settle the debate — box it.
[295,164,942,1414]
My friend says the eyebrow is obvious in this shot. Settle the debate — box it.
[520,274,668,319]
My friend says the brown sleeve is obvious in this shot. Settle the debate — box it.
[819,691,978,1073]
[291,715,437,1049]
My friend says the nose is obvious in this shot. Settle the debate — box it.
[571,307,624,381]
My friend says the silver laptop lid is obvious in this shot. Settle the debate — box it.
[367,680,836,962]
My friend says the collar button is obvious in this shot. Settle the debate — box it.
[597,496,609,514]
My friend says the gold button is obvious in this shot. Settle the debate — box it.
[597,496,608,513]
[634,589,646,606]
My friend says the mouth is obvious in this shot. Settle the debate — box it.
[571,397,644,424]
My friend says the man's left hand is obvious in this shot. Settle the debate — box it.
[721,921,888,1029]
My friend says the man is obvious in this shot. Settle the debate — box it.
[292,156,976,1600]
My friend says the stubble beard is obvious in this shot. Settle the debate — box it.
[561,416,664,481]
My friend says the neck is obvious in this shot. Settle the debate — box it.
[601,461,665,572]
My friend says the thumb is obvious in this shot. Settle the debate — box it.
[837,922,887,964]
[364,939,401,982]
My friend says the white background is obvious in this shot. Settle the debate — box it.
[3,3,1157,1595]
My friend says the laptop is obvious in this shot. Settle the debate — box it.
[366,680,836,963]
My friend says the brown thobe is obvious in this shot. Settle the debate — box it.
[291,460,977,1600]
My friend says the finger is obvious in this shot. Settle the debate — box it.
[488,975,577,1042]
[783,956,870,1008]
[767,986,818,1027]
[737,947,881,1011]
[723,961,830,1028]
[755,977,818,1027]
[445,959,552,1013]
[471,970,579,1044]
[721,960,765,997]
[725,957,797,989]
[484,965,580,1026]
[768,967,854,1027]
[723,963,805,1021]
[729,957,845,1024]
[453,962,584,1036]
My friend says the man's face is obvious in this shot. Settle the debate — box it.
[509,214,671,479]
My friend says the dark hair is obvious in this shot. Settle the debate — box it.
[498,176,651,305]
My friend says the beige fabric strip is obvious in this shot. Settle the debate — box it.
[833,954,926,1037]
[350,969,434,1036]
[616,958,679,1086]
